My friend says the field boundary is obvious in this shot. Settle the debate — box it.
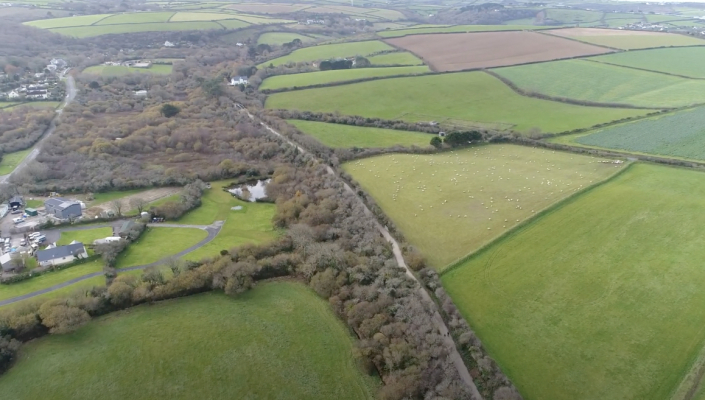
[584,58,705,80]
[483,69,666,110]
[90,14,114,26]
[536,29,623,51]
[440,160,635,275]
[670,327,705,400]
[260,69,436,93]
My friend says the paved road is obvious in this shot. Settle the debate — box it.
[0,221,223,307]
[247,110,482,399]
[0,74,76,184]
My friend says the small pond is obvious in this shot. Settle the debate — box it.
[227,179,270,202]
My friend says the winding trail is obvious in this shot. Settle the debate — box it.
[0,74,77,184]
[0,221,224,307]
[247,109,482,399]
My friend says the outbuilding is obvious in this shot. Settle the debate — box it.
[44,197,82,220]
[9,196,22,209]
[25,208,38,216]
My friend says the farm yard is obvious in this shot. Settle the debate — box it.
[266,72,650,134]
[342,144,623,268]
[22,10,294,37]
[590,46,705,78]
[82,64,173,76]
[258,40,394,67]
[493,59,705,108]
[0,285,378,400]
[569,107,705,161]
[288,119,433,149]
[259,66,430,91]
[546,27,705,49]
[385,31,612,71]
[441,163,705,400]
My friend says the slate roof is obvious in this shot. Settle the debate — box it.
[45,197,78,210]
[36,242,85,263]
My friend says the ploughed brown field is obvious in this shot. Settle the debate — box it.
[385,31,612,72]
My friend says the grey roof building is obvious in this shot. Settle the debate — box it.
[8,196,22,209]
[45,197,82,219]
[36,242,88,267]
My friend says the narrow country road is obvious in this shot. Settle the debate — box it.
[0,221,224,307]
[0,74,77,184]
[247,110,483,399]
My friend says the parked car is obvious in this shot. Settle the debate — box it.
[20,239,26,246]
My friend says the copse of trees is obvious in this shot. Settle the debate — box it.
[160,103,180,118]
[319,58,352,71]
[0,107,54,154]
[150,180,206,220]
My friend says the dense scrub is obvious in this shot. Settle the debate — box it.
[0,107,54,155]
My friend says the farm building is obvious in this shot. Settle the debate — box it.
[24,208,38,216]
[36,242,88,267]
[0,253,17,272]
[230,76,248,85]
[8,196,22,209]
[44,197,82,219]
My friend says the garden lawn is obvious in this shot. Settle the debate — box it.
[177,180,248,225]
[257,31,315,45]
[24,199,43,208]
[0,283,378,400]
[0,260,103,302]
[343,144,622,269]
[259,66,430,90]
[591,47,705,78]
[24,14,112,28]
[57,227,112,246]
[494,59,705,108]
[266,72,649,134]
[82,64,172,76]
[259,40,393,67]
[48,21,224,38]
[441,163,705,400]
[183,199,278,262]
[289,119,433,148]
[377,24,546,38]
[0,148,32,175]
[572,106,705,161]
[367,52,424,66]
[115,227,208,269]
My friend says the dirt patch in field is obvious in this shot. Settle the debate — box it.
[85,187,181,218]
[547,27,673,37]
[385,31,612,72]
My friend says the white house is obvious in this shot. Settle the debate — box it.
[230,76,248,86]
[7,90,19,99]
[36,242,88,267]
[134,90,148,96]
[164,41,175,47]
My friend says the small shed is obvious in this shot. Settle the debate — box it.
[25,208,38,216]
[9,196,22,209]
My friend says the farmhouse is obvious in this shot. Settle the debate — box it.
[44,197,82,219]
[230,76,248,85]
[36,242,88,267]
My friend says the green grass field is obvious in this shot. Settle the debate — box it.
[343,144,623,268]
[367,52,424,66]
[591,46,705,78]
[260,66,430,91]
[57,227,112,246]
[257,31,315,45]
[259,40,394,67]
[82,64,172,76]
[545,8,604,23]
[0,283,378,399]
[441,163,705,400]
[0,101,20,109]
[558,32,705,49]
[0,260,103,303]
[569,106,705,161]
[0,148,32,175]
[116,227,208,269]
[23,14,111,29]
[91,188,149,205]
[48,21,229,37]
[95,11,174,25]
[289,119,433,149]
[493,59,705,108]
[266,72,650,134]
[377,24,547,38]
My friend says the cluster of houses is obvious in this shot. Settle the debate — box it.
[1,58,67,102]
[102,59,152,68]
[619,21,668,31]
